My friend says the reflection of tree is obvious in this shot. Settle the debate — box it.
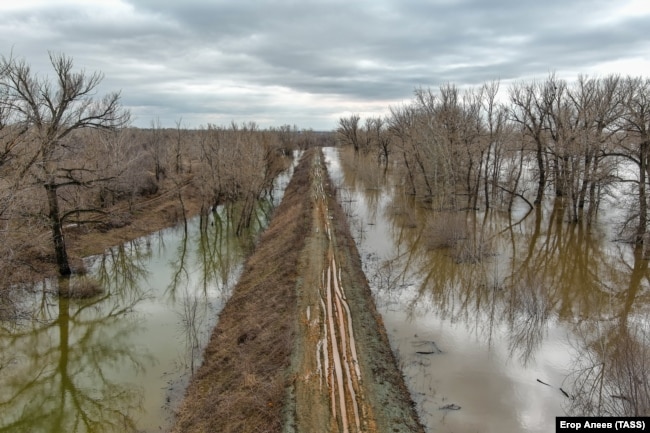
[196,209,238,292]
[0,281,148,432]
[337,146,387,224]
[565,247,650,416]
[567,324,650,416]
[505,273,552,365]
[190,202,266,296]
[167,219,190,300]
[394,194,631,363]
[165,204,268,371]
[93,240,151,298]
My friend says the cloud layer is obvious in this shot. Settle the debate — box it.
[2,0,649,129]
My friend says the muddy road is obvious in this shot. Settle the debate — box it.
[172,149,423,432]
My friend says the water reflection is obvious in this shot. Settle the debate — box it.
[0,173,291,432]
[326,146,650,432]
[0,283,147,433]
[565,247,650,417]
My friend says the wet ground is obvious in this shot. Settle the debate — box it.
[287,150,422,432]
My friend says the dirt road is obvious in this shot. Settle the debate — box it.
[172,149,423,432]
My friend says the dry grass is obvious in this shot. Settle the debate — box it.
[66,182,203,259]
[170,149,314,433]
[423,212,468,250]
[423,212,494,263]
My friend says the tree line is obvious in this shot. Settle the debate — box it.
[338,75,650,244]
[0,52,323,289]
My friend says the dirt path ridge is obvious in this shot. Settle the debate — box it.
[172,149,423,433]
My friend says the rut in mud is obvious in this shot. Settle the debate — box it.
[289,153,373,432]
[172,149,423,433]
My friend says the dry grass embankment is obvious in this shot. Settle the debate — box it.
[170,150,314,433]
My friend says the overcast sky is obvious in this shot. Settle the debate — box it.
[2,0,649,130]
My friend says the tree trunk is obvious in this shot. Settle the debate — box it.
[45,184,71,276]
[400,145,416,195]
[577,151,592,221]
[638,142,649,244]
[534,138,545,204]
[484,144,492,210]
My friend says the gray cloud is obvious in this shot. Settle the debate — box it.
[1,0,648,130]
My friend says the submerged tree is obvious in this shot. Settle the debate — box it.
[337,114,362,153]
[0,52,130,276]
[615,77,650,244]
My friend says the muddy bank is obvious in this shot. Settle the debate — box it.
[286,150,423,432]
[171,148,423,432]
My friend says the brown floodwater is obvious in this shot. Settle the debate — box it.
[323,146,650,432]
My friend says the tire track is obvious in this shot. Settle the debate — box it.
[314,152,369,433]
[291,150,423,433]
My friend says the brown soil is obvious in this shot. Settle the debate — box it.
[171,149,424,432]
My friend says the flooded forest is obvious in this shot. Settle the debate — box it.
[1,53,650,433]
[334,75,650,430]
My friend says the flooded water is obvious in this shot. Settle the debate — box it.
[323,147,650,432]
[0,160,296,433]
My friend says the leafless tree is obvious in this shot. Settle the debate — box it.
[0,52,130,276]
[274,124,298,154]
[338,114,362,153]
[143,118,166,183]
[388,104,419,195]
[509,79,553,205]
[174,117,185,175]
[194,122,288,236]
[612,77,650,243]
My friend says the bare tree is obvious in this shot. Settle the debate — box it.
[509,79,553,205]
[481,80,509,210]
[611,77,650,243]
[174,117,184,175]
[274,124,298,154]
[388,104,419,195]
[365,116,391,166]
[0,52,130,276]
[337,114,362,153]
[144,118,166,183]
